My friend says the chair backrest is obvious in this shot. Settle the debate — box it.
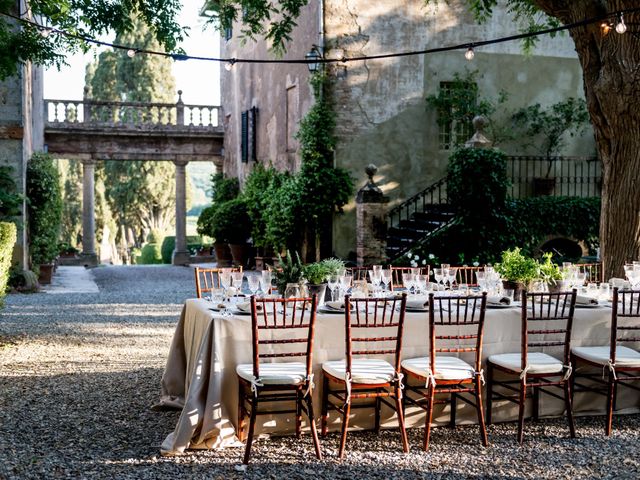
[344,293,408,376]
[428,293,488,373]
[250,295,318,380]
[610,288,640,364]
[578,262,604,284]
[451,266,483,287]
[520,289,577,370]
[391,266,430,290]
[346,266,369,282]
[194,266,242,298]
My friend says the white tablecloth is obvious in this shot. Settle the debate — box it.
[157,299,637,455]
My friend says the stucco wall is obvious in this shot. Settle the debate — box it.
[325,0,595,259]
[220,1,320,183]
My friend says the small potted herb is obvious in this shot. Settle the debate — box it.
[495,248,540,299]
[302,262,330,304]
[539,252,565,292]
[274,250,304,296]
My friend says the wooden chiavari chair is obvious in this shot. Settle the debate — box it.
[194,266,242,298]
[236,295,322,464]
[321,294,409,459]
[401,292,488,450]
[577,262,604,284]
[486,289,577,443]
[452,266,483,287]
[390,266,430,290]
[571,288,640,435]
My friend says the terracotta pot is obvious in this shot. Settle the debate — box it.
[229,243,249,268]
[502,280,526,301]
[533,177,556,196]
[213,242,233,267]
[307,283,328,305]
[38,263,55,285]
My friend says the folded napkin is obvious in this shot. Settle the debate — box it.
[406,297,429,309]
[236,302,263,313]
[487,295,512,305]
[576,295,598,305]
[609,278,631,289]
[324,301,348,311]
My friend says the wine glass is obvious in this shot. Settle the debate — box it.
[231,271,244,299]
[415,274,428,294]
[368,270,381,294]
[327,275,340,302]
[380,269,392,292]
[402,273,415,294]
[447,268,457,290]
[372,265,382,276]
[260,270,272,295]
[339,274,353,298]
[441,268,451,289]
[433,268,443,290]
[219,269,231,295]
[247,275,260,297]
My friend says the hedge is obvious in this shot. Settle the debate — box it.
[160,235,202,263]
[0,222,17,305]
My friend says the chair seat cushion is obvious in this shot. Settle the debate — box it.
[322,359,395,384]
[488,352,563,375]
[236,362,307,385]
[401,356,475,380]
[572,345,640,367]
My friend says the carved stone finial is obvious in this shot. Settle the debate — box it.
[365,163,378,182]
[177,90,183,104]
[465,114,492,149]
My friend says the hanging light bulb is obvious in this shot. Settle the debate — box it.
[127,49,137,58]
[40,27,51,38]
[616,14,627,34]
[224,59,236,71]
[601,22,612,36]
[465,46,475,61]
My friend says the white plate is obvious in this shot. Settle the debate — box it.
[231,308,252,315]
[486,303,516,309]
[318,306,345,314]
[574,303,603,308]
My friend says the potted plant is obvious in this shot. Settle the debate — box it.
[210,198,253,268]
[274,250,304,296]
[539,252,565,292]
[512,98,590,196]
[495,248,540,300]
[58,242,79,258]
[197,205,232,266]
[302,262,330,304]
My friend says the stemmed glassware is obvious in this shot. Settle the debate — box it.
[339,274,353,298]
[231,271,244,300]
[380,269,392,293]
[369,269,382,295]
[447,268,457,290]
[218,269,232,316]
[247,274,260,297]
[415,274,428,294]
[433,268,444,290]
[327,275,340,302]
[625,264,640,289]
[402,273,415,294]
[260,270,272,296]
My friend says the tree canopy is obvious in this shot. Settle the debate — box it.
[0,0,186,79]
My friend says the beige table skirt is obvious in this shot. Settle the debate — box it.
[158,299,637,455]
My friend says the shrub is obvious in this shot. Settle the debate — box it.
[0,222,16,305]
[160,235,201,263]
[138,243,163,264]
[0,166,22,220]
[211,198,252,244]
[196,205,216,239]
[211,173,239,203]
[27,153,62,266]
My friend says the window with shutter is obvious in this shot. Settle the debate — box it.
[241,111,248,163]
[250,106,258,162]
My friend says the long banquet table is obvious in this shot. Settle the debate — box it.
[157,298,638,455]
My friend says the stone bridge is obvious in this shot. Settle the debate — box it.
[43,91,224,266]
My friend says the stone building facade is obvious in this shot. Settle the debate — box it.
[0,0,45,267]
[219,0,595,259]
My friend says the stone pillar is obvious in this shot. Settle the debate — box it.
[80,159,98,266]
[356,164,389,266]
[465,115,492,149]
[172,160,191,265]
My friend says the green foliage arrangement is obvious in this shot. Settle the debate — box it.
[262,172,299,252]
[320,257,346,276]
[274,250,304,294]
[494,248,540,285]
[27,153,62,266]
[160,235,201,264]
[426,70,512,146]
[210,198,252,244]
[0,221,16,305]
[0,166,22,220]
[138,243,163,264]
[196,205,216,238]
[538,252,563,284]
[243,164,287,249]
[196,174,241,243]
[211,173,240,204]
[302,262,330,285]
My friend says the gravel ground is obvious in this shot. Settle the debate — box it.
[1,265,639,479]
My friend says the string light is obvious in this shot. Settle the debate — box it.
[616,13,627,34]
[465,46,475,61]
[2,8,637,68]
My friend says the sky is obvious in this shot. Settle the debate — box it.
[43,0,220,105]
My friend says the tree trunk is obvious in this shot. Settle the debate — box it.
[534,1,640,279]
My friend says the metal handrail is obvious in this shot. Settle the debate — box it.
[388,176,448,229]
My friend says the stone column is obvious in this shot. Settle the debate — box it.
[80,159,98,266]
[172,160,191,265]
[356,164,389,266]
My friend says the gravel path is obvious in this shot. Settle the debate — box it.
[1,265,639,479]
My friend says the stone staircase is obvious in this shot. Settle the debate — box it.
[386,177,457,261]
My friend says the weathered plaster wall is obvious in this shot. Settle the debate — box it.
[220,1,320,183]
[326,0,595,259]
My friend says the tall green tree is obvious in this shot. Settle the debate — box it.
[85,14,184,246]
[215,0,640,279]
